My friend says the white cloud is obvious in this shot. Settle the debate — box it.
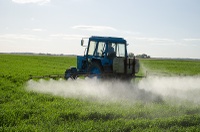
[129,36,175,43]
[32,28,44,32]
[183,38,200,41]
[24,28,45,32]
[123,30,141,35]
[72,25,117,32]
[0,34,34,40]
[0,34,46,41]
[12,0,50,5]
[50,34,85,40]
[30,17,36,21]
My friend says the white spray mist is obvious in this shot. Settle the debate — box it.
[138,76,200,104]
[26,76,200,104]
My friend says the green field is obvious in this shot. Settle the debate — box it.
[140,58,200,76]
[1,54,200,131]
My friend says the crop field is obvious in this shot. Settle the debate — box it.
[1,54,200,131]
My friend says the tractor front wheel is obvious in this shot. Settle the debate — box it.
[87,62,103,78]
[64,67,78,80]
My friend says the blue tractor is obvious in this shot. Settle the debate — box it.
[65,36,140,80]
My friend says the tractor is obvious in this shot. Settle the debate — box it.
[65,36,140,80]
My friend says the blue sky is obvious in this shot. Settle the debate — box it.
[0,0,200,58]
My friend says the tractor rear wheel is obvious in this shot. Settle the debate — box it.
[87,62,103,78]
[64,67,78,80]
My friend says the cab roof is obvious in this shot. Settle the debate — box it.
[89,36,126,43]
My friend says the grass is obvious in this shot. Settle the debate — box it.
[139,58,200,76]
[1,54,200,131]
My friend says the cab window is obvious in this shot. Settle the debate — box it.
[88,41,97,56]
[116,43,125,57]
[96,42,106,57]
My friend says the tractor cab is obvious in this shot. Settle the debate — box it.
[86,36,127,59]
[80,36,128,73]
